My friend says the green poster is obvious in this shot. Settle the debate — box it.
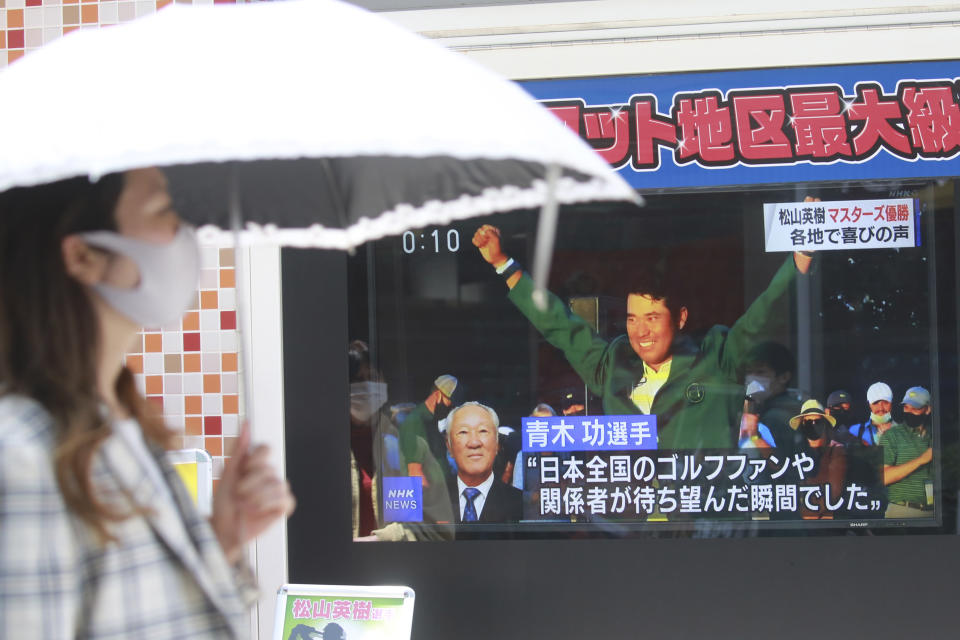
[275,585,414,640]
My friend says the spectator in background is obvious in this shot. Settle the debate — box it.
[741,341,802,455]
[511,402,557,489]
[789,399,847,519]
[881,386,934,518]
[446,402,522,523]
[738,380,776,449]
[349,340,391,539]
[824,389,859,445]
[349,341,453,541]
[398,374,460,480]
[496,426,522,486]
[850,382,900,446]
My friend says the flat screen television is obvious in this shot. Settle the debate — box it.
[342,178,956,541]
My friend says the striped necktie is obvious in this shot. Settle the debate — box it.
[462,487,481,522]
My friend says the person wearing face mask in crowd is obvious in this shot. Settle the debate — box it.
[824,389,861,446]
[738,380,777,450]
[850,382,900,446]
[788,399,847,519]
[398,374,461,480]
[0,169,295,638]
[349,341,453,542]
[824,388,886,515]
[740,341,802,455]
[879,386,934,518]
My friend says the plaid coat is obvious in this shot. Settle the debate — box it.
[0,395,255,639]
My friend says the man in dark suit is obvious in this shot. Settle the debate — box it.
[446,402,522,523]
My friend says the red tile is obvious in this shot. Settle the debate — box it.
[7,30,24,49]
[25,0,42,6]
[183,332,200,351]
[147,396,163,410]
[220,310,236,330]
[204,416,222,436]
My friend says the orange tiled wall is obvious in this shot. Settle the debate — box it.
[126,246,241,479]
[1,1,243,479]
[0,0,237,68]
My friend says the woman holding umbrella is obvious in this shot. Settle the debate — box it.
[0,168,294,638]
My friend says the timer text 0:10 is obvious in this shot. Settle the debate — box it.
[402,229,461,253]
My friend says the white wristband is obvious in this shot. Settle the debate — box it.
[495,257,515,275]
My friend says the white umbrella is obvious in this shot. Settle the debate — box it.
[0,0,637,251]
[0,0,639,410]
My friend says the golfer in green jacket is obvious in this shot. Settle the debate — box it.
[472,224,813,451]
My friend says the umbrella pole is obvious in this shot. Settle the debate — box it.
[319,158,355,257]
[531,162,562,312]
[228,166,255,430]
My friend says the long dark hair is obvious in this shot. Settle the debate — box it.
[0,174,174,540]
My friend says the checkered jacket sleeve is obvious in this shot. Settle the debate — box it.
[0,397,83,638]
[0,395,249,639]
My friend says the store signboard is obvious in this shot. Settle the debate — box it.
[521,60,960,189]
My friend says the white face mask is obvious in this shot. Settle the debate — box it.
[871,412,892,425]
[350,381,388,423]
[744,375,772,401]
[81,226,200,328]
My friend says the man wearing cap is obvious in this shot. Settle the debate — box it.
[850,382,900,446]
[399,374,459,480]
[824,389,860,445]
[472,224,814,450]
[789,399,847,519]
[879,386,934,518]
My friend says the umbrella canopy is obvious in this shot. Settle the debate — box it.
[0,0,638,250]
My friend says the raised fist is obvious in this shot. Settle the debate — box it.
[472,224,508,266]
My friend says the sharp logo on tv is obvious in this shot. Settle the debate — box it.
[383,477,423,522]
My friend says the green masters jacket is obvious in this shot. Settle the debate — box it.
[507,257,800,451]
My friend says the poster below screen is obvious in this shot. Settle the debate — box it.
[273,584,414,640]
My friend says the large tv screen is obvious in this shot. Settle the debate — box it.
[345,178,956,541]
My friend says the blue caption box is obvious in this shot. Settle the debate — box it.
[521,414,658,452]
[382,476,423,522]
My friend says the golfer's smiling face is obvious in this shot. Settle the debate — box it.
[626,294,683,370]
